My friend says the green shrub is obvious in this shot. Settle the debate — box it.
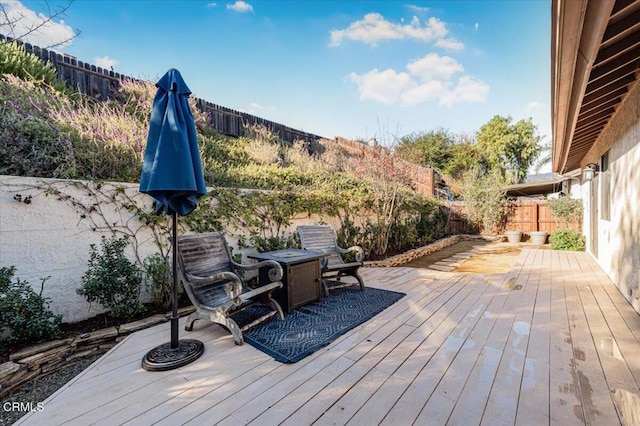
[550,230,585,251]
[77,235,145,322]
[143,253,176,310]
[548,197,582,231]
[250,234,297,253]
[0,40,67,92]
[0,266,62,355]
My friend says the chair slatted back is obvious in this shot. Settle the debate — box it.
[297,225,344,266]
[177,232,233,284]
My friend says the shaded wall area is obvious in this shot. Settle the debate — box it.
[583,78,640,314]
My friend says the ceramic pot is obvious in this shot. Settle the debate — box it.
[529,231,548,245]
[505,230,522,243]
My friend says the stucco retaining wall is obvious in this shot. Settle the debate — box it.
[0,176,162,323]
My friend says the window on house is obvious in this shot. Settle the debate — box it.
[601,151,610,221]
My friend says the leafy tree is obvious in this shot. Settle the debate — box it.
[395,128,454,171]
[533,141,552,173]
[444,136,486,179]
[475,115,541,183]
[459,166,508,233]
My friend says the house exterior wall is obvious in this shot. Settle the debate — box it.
[582,80,640,314]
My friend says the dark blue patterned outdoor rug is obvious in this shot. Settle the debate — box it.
[231,286,405,363]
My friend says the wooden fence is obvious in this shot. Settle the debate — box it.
[1,34,324,143]
[445,199,580,236]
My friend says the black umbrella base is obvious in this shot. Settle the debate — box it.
[141,339,205,371]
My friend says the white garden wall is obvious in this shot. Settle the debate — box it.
[1,176,159,322]
[0,176,336,323]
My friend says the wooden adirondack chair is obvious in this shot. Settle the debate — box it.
[175,232,284,345]
[297,225,365,297]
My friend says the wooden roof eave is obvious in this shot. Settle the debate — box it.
[552,0,616,174]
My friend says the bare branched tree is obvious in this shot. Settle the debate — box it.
[0,0,80,49]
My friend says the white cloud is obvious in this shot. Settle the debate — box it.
[348,68,415,105]
[206,2,217,8]
[406,4,429,14]
[226,1,253,13]
[401,80,445,104]
[348,53,489,107]
[434,37,464,52]
[439,76,490,107]
[406,53,464,81]
[0,0,75,49]
[475,22,480,31]
[329,13,460,49]
[94,55,119,70]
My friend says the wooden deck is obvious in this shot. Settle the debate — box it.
[15,249,640,425]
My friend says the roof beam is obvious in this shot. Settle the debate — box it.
[590,44,640,81]
[573,125,609,143]
[612,0,637,16]
[581,85,628,110]
[574,118,608,136]
[595,30,640,65]
[603,9,640,43]
[576,107,615,126]
[578,96,621,117]
[582,75,634,104]
[585,66,637,93]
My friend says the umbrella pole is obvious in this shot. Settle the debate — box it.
[141,210,204,371]
[171,212,179,349]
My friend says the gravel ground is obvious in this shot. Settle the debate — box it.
[0,354,102,425]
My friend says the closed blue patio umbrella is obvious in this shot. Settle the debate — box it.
[140,69,207,371]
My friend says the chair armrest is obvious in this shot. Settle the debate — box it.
[187,271,243,299]
[233,259,283,282]
[337,245,364,262]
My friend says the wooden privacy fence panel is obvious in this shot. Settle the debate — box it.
[504,200,556,233]
[445,199,581,236]
[445,201,474,234]
[1,34,323,143]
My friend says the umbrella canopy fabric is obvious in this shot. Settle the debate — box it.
[140,69,207,216]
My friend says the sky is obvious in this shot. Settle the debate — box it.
[1,0,551,148]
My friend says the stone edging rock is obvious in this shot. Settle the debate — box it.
[364,234,503,268]
[0,307,195,398]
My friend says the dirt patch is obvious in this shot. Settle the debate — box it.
[403,240,534,273]
[455,243,523,273]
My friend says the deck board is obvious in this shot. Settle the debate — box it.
[14,249,640,426]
